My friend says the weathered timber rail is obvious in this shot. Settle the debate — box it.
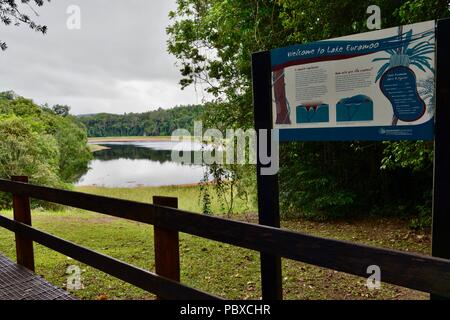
[0,177,449,299]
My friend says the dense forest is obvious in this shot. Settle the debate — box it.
[0,91,92,208]
[78,105,204,137]
[167,0,450,226]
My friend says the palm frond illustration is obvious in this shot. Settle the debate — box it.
[418,77,436,116]
[373,29,435,82]
[372,27,435,125]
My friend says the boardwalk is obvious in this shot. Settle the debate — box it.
[0,254,75,300]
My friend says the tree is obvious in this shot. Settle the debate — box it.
[78,105,205,138]
[0,116,60,181]
[54,115,92,183]
[167,0,450,220]
[168,0,288,129]
[0,91,92,188]
[0,0,49,50]
[0,115,63,208]
[52,104,70,117]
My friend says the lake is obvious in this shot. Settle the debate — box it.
[76,141,207,188]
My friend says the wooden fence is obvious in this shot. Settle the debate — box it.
[0,176,450,299]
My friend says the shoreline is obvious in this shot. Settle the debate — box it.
[88,144,110,152]
[76,181,215,189]
[87,136,175,152]
[88,136,174,143]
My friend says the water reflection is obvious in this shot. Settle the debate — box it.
[76,141,207,188]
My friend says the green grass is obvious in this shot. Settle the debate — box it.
[0,185,431,300]
[77,185,256,216]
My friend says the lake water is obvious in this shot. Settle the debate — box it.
[76,141,207,188]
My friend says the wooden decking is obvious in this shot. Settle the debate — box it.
[0,254,75,300]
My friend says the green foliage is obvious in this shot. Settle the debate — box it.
[279,142,367,219]
[79,105,204,137]
[409,204,432,229]
[395,0,450,23]
[168,0,449,219]
[0,115,63,208]
[381,141,434,172]
[0,0,49,50]
[52,104,70,117]
[55,116,93,182]
[167,0,284,216]
[0,116,60,183]
[199,172,213,215]
[0,91,92,208]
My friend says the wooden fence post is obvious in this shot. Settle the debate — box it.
[252,50,283,300]
[153,196,180,299]
[11,176,35,271]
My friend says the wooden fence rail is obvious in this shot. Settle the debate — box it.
[0,178,450,299]
[0,215,217,300]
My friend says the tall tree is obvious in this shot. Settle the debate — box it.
[0,91,92,187]
[168,0,450,219]
[52,104,70,117]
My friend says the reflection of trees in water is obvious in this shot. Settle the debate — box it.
[75,165,90,180]
[93,144,204,165]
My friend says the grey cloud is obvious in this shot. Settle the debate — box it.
[0,0,202,114]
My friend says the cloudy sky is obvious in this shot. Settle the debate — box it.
[0,0,205,115]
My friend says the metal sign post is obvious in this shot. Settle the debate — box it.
[252,18,449,301]
[431,18,450,300]
[252,50,283,300]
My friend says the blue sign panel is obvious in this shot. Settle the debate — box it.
[270,20,436,141]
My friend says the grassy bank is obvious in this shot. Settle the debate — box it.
[77,185,255,215]
[88,144,110,152]
[0,185,431,300]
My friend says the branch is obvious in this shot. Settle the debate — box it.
[0,0,49,50]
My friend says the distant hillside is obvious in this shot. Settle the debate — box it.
[78,105,204,137]
[76,113,99,118]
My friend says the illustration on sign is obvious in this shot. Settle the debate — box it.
[273,69,291,124]
[336,95,374,122]
[296,103,330,124]
[271,20,436,141]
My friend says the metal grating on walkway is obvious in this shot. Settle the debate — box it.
[0,254,76,300]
